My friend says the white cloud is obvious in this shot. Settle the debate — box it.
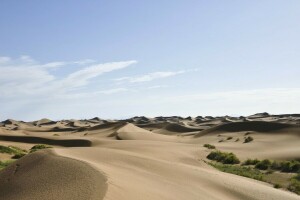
[0,56,11,64]
[63,61,137,88]
[97,88,130,94]
[114,70,185,83]
[147,85,168,89]
[73,59,96,65]
[0,56,137,98]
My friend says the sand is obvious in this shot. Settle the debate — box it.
[0,113,299,200]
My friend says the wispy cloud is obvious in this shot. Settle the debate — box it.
[114,70,185,83]
[0,56,137,98]
[97,88,130,94]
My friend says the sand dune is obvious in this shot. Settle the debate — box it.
[0,114,299,200]
[195,121,295,137]
[0,135,92,147]
[0,150,107,200]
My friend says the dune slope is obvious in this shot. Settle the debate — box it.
[0,150,107,200]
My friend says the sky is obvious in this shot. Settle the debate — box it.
[0,0,300,121]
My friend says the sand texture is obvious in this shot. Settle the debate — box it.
[0,113,299,200]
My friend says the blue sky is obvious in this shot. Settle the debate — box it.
[0,0,300,120]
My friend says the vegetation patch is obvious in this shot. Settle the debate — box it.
[243,158,300,173]
[0,160,15,170]
[288,174,300,195]
[227,136,233,140]
[203,144,216,149]
[0,145,27,159]
[30,144,52,153]
[207,151,240,164]
[207,151,300,195]
[244,136,253,143]
[209,162,264,181]
[255,159,272,170]
[243,158,260,166]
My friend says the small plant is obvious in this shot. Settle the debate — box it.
[235,138,240,142]
[255,159,271,170]
[227,136,233,140]
[218,139,224,143]
[203,144,216,149]
[53,134,59,136]
[244,136,253,143]
[30,144,52,153]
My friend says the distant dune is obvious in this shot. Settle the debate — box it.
[0,113,299,200]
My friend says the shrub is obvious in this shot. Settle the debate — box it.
[207,151,240,164]
[30,144,52,153]
[270,161,281,170]
[53,134,59,136]
[274,183,282,189]
[288,176,300,195]
[0,145,16,154]
[243,158,260,166]
[218,139,224,143]
[244,136,253,143]
[12,152,26,159]
[270,160,300,173]
[227,137,233,140]
[203,144,216,149]
[255,159,271,170]
[235,138,240,142]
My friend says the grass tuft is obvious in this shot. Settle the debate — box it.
[30,144,52,153]
[203,144,216,149]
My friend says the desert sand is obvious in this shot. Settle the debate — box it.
[0,113,299,200]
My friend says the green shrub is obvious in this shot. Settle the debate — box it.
[0,145,16,154]
[270,160,300,173]
[227,136,233,140]
[235,138,240,142]
[207,151,240,164]
[30,144,52,153]
[203,144,216,149]
[218,139,224,143]
[255,159,271,170]
[243,158,260,165]
[209,162,264,181]
[12,152,26,159]
[244,136,253,143]
[288,176,300,195]
[270,161,281,170]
